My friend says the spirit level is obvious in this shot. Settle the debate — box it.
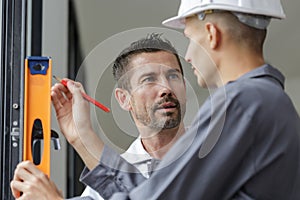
[23,56,52,175]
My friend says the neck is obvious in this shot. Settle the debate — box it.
[139,123,185,160]
[217,47,265,87]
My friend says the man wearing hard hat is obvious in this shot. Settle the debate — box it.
[10,1,300,199]
[77,1,300,199]
[78,1,300,199]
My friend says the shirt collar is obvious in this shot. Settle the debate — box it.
[236,64,285,89]
[122,127,188,164]
[121,137,153,164]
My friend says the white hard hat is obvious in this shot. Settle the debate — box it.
[162,0,286,29]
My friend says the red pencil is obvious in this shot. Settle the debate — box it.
[53,75,110,113]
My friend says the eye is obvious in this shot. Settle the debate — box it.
[168,73,181,80]
[141,76,155,83]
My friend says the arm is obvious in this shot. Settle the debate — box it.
[51,80,104,170]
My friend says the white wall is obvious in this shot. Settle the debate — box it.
[265,0,300,112]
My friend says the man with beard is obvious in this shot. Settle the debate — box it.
[79,33,187,199]
[10,33,187,200]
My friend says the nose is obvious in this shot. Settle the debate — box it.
[185,41,192,63]
[158,86,173,98]
[157,79,174,98]
[185,53,191,63]
[156,73,176,98]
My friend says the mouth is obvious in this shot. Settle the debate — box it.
[156,102,178,112]
[191,66,199,76]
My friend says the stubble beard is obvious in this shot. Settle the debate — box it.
[134,97,182,131]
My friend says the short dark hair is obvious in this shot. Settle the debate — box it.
[208,12,267,53]
[113,33,183,89]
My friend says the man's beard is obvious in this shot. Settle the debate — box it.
[134,96,182,131]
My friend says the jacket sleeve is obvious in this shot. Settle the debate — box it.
[80,146,146,199]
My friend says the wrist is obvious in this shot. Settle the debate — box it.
[70,128,104,170]
[69,128,96,150]
[64,124,93,144]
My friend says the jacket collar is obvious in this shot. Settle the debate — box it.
[237,64,285,89]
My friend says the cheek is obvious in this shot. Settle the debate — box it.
[175,86,186,101]
[193,47,215,74]
[130,90,152,109]
[185,41,196,62]
[192,45,205,68]
[187,41,203,65]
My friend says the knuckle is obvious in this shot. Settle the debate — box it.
[10,180,15,188]
[15,162,25,172]
[31,176,40,185]
[26,182,37,192]
[24,160,31,165]
[39,172,48,180]
[22,160,32,167]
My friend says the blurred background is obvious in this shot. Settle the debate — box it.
[1,0,299,198]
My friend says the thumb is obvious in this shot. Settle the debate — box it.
[67,81,84,101]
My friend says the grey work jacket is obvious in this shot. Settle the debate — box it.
[80,64,300,200]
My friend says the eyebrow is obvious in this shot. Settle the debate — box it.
[168,68,182,74]
[142,71,155,76]
[183,28,189,37]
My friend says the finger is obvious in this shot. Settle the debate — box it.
[10,180,23,198]
[51,86,72,110]
[16,161,45,178]
[51,91,64,110]
[17,193,33,200]
[51,82,69,93]
[51,89,65,105]
[67,81,85,102]
[15,161,52,192]
[10,161,36,197]
[52,83,70,98]
[13,165,34,182]
[13,161,32,181]
[67,80,86,93]
[21,161,47,177]
[65,91,73,100]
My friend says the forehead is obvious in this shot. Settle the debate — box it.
[129,51,181,73]
[184,15,200,36]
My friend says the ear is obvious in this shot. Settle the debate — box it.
[115,88,131,111]
[205,23,220,49]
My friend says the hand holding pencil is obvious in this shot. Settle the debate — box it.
[53,76,110,113]
[51,76,106,171]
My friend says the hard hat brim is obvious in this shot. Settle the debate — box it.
[162,16,186,29]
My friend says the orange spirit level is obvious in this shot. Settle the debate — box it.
[23,56,52,175]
